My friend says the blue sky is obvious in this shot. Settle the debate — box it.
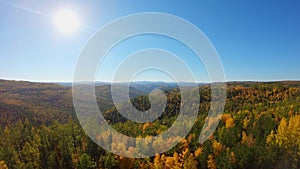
[0,0,299,82]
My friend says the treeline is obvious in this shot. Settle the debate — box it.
[0,81,300,168]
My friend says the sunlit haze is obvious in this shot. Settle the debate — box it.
[53,9,80,34]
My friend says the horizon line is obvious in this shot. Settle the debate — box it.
[1,78,300,84]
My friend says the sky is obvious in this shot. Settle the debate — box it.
[0,0,299,82]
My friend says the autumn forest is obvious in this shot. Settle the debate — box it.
[0,80,299,169]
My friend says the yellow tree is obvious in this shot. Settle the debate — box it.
[207,154,217,169]
[153,154,164,169]
[212,140,225,156]
[225,117,235,128]
[0,161,8,169]
[165,152,181,169]
[267,115,300,168]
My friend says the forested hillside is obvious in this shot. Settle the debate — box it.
[0,80,145,127]
[0,80,300,168]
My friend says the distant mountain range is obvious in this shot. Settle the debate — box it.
[55,81,204,93]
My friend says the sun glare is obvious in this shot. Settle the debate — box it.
[54,9,79,34]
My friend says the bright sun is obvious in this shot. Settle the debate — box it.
[54,9,79,34]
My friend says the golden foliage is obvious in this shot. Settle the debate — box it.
[165,153,181,169]
[225,117,235,128]
[243,117,250,129]
[212,140,225,155]
[266,115,300,167]
[151,145,198,169]
[0,161,8,169]
[142,122,153,133]
[266,130,275,144]
[275,116,300,147]
[241,131,255,147]
[275,116,300,153]
[230,152,236,164]
[221,114,231,122]
[194,147,203,157]
[153,154,164,169]
[207,154,217,169]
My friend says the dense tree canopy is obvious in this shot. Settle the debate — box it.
[0,80,299,168]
